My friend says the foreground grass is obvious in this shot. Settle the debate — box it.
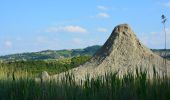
[0,58,170,100]
[0,71,170,100]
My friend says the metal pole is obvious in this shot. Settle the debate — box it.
[161,14,167,77]
[164,22,167,69]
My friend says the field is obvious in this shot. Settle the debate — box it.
[0,58,170,100]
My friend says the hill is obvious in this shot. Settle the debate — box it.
[152,49,170,59]
[0,45,170,62]
[0,45,101,62]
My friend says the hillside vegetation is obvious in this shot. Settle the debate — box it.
[0,45,170,62]
[0,45,100,62]
[0,56,91,76]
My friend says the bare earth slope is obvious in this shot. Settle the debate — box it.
[51,24,170,81]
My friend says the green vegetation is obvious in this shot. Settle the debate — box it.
[0,45,100,62]
[0,47,170,99]
[0,56,91,76]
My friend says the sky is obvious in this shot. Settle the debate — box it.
[0,0,170,55]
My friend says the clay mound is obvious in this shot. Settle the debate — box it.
[51,24,170,81]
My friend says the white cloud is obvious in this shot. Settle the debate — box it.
[46,25,87,33]
[140,28,170,48]
[97,5,108,10]
[16,37,22,41]
[97,13,110,18]
[36,36,48,44]
[34,36,60,49]
[4,40,12,48]
[163,2,170,8]
[97,28,108,33]
[64,26,87,33]
[72,38,83,45]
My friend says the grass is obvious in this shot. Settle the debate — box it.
[0,58,169,100]
[0,66,170,100]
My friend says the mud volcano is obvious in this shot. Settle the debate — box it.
[52,24,170,81]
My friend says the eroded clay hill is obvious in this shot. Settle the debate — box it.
[51,24,170,81]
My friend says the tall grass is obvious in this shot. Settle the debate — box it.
[0,66,170,100]
[0,65,33,80]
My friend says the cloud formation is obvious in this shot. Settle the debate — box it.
[97,28,108,33]
[36,36,48,44]
[4,40,12,48]
[46,25,87,33]
[72,38,83,45]
[140,28,170,48]
[163,2,170,8]
[97,13,110,18]
[97,5,108,10]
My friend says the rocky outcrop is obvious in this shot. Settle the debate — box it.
[51,24,170,81]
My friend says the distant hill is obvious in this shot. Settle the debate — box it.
[152,49,170,58]
[0,45,170,62]
[0,45,101,62]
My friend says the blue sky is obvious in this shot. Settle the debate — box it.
[0,0,170,55]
